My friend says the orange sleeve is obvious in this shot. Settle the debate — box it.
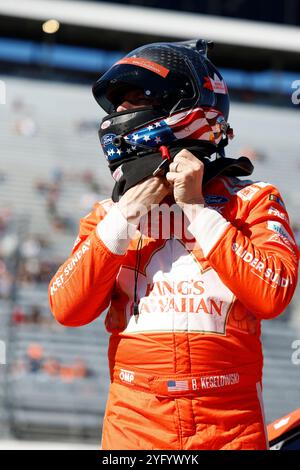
[48,201,128,327]
[188,185,299,319]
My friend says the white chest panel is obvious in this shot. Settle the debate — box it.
[117,239,234,335]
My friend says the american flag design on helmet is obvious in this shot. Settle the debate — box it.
[102,107,230,163]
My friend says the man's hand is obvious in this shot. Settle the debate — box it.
[118,176,171,225]
[166,149,205,206]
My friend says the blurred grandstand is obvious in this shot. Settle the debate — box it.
[0,0,300,448]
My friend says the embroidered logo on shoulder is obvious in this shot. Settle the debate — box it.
[254,181,271,188]
[267,221,295,244]
[268,206,289,223]
[237,185,260,201]
[205,195,229,205]
[221,178,261,200]
[269,194,286,208]
[267,234,298,260]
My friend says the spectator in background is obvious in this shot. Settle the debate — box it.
[0,260,12,299]
[11,305,26,325]
[26,343,44,373]
[51,167,63,185]
[0,208,13,234]
[29,305,42,324]
[43,357,60,378]
[14,116,38,137]
[11,358,26,378]
[73,359,93,379]
[21,236,41,259]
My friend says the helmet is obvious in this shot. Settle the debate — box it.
[93,39,233,166]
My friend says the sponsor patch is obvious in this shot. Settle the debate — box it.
[205,195,229,205]
[268,206,289,223]
[267,221,294,244]
[237,185,260,201]
[267,233,297,256]
[119,368,135,384]
[50,240,91,296]
[232,242,290,287]
[203,74,227,94]
[116,244,235,335]
[101,133,116,147]
[167,380,189,392]
[117,57,170,78]
[101,120,111,130]
[269,194,285,208]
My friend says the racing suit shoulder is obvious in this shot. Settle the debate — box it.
[188,179,299,319]
[48,198,129,327]
[71,198,113,253]
[219,175,272,200]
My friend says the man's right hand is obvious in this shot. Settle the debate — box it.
[117,176,171,225]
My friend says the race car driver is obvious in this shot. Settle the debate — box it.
[48,39,299,450]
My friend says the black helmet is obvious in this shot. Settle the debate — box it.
[93,39,233,165]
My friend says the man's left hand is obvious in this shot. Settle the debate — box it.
[166,149,205,206]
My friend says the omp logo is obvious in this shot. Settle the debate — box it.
[0,81,6,104]
[0,341,6,364]
[119,369,135,384]
[291,80,300,105]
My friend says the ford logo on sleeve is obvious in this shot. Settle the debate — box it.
[205,195,229,205]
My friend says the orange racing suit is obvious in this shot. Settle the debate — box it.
[49,175,299,450]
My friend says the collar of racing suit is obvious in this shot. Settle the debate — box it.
[110,143,254,202]
[119,145,254,316]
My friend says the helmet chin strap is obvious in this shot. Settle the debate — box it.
[111,140,253,203]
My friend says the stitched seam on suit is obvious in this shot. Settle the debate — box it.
[174,399,183,450]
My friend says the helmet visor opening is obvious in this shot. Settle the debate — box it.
[93,62,195,114]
